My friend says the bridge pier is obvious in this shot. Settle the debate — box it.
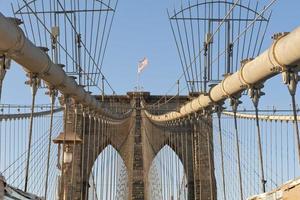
[192,115,217,200]
[166,116,216,200]
[119,94,150,199]
[55,93,216,200]
[130,95,145,199]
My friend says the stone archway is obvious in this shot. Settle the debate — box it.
[87,145,128,200]
[141,113,217,200]
[147,144,188,200]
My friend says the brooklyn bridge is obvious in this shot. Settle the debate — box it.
[0,0,300,200]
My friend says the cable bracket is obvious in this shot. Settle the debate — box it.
[282,66,300,96]
[248,83,265,108]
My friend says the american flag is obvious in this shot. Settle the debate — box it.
[138,57,149,74]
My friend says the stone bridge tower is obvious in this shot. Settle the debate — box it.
[59,92,216,200]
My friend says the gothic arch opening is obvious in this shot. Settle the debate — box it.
[88,145,128,200]
[148,145,188,200]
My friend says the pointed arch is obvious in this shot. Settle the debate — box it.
[148,145,188,200]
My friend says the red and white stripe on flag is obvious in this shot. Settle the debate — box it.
[138,57,149,74]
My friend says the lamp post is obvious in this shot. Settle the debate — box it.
[53,131,82,200]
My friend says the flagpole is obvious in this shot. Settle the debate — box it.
[136,71,140,92]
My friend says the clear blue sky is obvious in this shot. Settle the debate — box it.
[1,0,300,109]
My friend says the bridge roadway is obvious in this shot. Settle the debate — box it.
[59,92,216,200]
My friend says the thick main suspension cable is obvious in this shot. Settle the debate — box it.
[144,25,300,122]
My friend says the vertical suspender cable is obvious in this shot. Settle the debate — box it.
[191,116,197,200]
[166,130,170,199]
[80,108,86,200]
[44,89,57,199]
[70,104,79,199]
[204,111,214,200]
[60,96,69,200]
[283,69,300,166]
[197,115,202,200]
[180,120,185,200]
[109,125,113,200]
[100,119,105,199]
[24,73,39,192]
[230,96,243,200]
[85,110,92,199]
[92,115,97,199]
[169,121,173,198]
[249,86,267,193]
[175,121,180,200]
[216,105,226,200]
[255,99,267,192]
[106,122,110,199]
[95,117,100,199]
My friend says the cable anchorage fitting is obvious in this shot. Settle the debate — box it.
[45,87,58,103]
[199,108,213,126]
[25,73,40,97]
[213,101,226,119]
[248,83,265,108]
[229,94,242,113]
[282,66,300,96]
